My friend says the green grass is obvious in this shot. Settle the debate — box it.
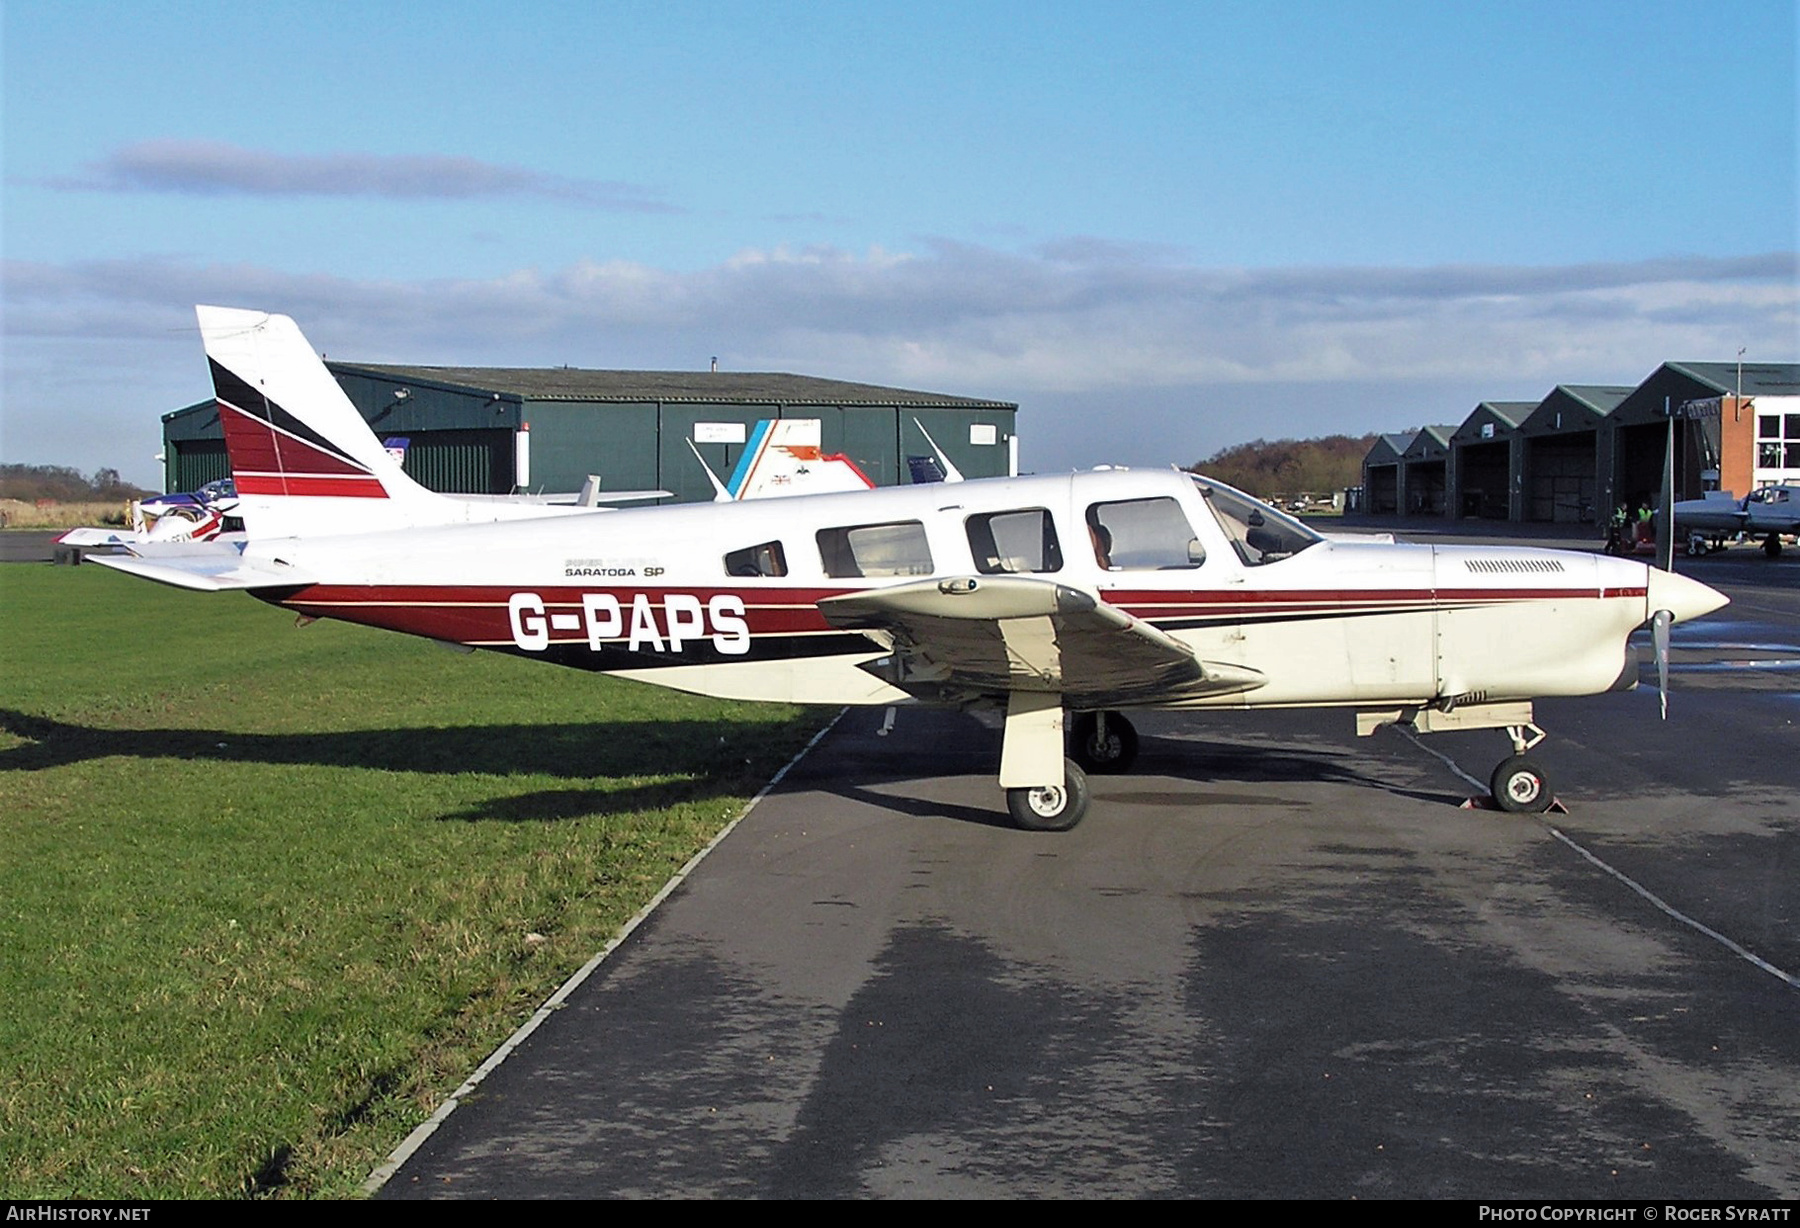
[0,564,825,1198]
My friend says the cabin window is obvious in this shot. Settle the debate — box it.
[724,540,788,577]
[816,521,934,578]
[966,508,1062,574]
[1084,497,1203,570]
[1195,479,1321,566]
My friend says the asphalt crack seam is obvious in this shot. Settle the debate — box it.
[1394,726,1800,993]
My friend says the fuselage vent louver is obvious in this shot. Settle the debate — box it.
[1462,557,1566,574]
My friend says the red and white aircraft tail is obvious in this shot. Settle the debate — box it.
[199,306,626,538]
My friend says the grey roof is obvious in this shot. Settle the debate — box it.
[1402,424,1456,460]
[1451,400,1536,443]
[1558,384,1633,415]
[1665,362,1800,398]
[328,363,1017,409]
[1365,432,1415,465]
[1477,400,1536,427]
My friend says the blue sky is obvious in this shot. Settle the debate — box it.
[4,0,1795,488]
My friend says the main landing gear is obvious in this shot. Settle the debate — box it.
[1490,723,1552,813]
[1006,758,1091,832]
[998,701,1141,831]
[1068,710,1139,774]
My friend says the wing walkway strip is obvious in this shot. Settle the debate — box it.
[1397,728,1800,993]
[361,708,848,1195]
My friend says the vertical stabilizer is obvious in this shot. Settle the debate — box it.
[197,306,445,537]
[721,419,876,499]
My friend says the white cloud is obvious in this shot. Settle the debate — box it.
[48,140,681,213]
[4,243,1794,484]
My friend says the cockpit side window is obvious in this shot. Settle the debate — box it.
[724,540,788,577]
[816,521,934,578]
[966,508,1062,574]
[1194,478,1322,566]
[1084,498,1203,570]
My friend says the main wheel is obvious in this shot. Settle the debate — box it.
[1068,711,1139,774]
[1490,755,1550,813]
[1006,758,1091,832]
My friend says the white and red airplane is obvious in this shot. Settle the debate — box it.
[92,306,1729,830]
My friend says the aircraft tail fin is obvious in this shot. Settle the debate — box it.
[724,419,875,500]
[198,306,446,537]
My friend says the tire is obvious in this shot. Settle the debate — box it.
[1765,534,1783,559]
[1490,755,1549,813]
[1006,758,1091,832]
[1068,711,1139,774]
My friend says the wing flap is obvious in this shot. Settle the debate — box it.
[819,575,1264,706]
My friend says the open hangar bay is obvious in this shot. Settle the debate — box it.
[381,549,1798,1199]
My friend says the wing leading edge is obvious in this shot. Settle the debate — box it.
[818,574,1265,707]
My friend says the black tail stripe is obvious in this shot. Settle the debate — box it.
[209,358,366,471]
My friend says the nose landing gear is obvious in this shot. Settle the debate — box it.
[1490,723,1553,813]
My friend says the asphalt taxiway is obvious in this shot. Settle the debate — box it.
[376,548,1798,1199]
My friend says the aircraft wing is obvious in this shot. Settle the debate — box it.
[818,575,1265,708]
[55,527,140,548]
[1748,508,1800,535]
[86,545,311,592]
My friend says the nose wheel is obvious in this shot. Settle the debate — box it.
[1490,755,1550,812]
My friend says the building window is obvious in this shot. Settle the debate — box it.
[1754,413,1800,477]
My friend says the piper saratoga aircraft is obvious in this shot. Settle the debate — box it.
[91,307,1730,830]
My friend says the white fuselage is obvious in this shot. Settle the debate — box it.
[237,469,1696,713]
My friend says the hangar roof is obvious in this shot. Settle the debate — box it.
[1363,432,1416,467]
[328,363,1017,409]
[1402,424,1456,461]
[1664,362,1800,398]
[1451,401,1536,444]
[1477,401,1536,428]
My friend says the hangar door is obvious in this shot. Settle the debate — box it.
[398,429,514,494]
[813,407,898,489]
[659,404,779,504]
[169,440,230,492]
[1527,437,1596,523]
[905,410,1012,481]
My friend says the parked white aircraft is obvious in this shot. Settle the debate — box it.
[689,418,878,501]
[1672,486,1800,557]
[687,416,963,502]
[92,307,1730,830]
[56,478,241,549]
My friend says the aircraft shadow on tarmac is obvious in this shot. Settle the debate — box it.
[831,716,1465,828]
[0,708,793,822]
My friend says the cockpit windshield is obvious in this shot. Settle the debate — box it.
[1191,476,1323,566]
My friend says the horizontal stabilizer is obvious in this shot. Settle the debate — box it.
[87,549,310,592]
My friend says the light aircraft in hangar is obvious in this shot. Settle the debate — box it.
[90,306,1730,830]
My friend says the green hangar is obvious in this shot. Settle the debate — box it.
[162,363,1019,502]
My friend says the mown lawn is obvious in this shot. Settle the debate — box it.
[0,564,824,1198]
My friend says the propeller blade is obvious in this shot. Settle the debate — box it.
[1652,608,1673,720]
